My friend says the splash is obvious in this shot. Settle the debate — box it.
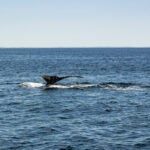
[19,82,44,88]
[19,82,150,91]
[45,84,96,89]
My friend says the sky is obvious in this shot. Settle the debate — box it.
[0,0,150,47]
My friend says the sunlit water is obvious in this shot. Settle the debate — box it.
[0,48,150,150]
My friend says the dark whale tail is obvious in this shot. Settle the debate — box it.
[41,75,82,85]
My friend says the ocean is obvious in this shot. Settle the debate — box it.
[0,48,150,150]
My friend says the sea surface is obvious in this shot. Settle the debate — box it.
[0,48,150,150]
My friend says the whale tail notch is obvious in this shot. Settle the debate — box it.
[41,75,82,85]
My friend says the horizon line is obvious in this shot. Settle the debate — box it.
[0,46,150,49]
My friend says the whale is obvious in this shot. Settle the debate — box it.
[20,76,150,91]
[41,75,82,86]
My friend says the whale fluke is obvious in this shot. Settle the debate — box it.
[41,75,82,85]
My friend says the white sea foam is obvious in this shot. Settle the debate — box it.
[19,82,149,91]
[70,84,96,88]
[19,82,96,89]
[46,85,70,89]
[102,85,145,91]
[19,82,44,88]
[46,84,96,89]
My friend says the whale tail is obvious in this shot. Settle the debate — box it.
[41,75,82,85]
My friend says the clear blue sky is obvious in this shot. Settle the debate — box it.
[0,0,150,47]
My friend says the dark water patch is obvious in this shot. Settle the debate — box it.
[3,101,22,106]
[60,145,74,150]
[61,108,73,113]
[134,137,150,149]
[27,106,42,113]
[142,85,150,89]
[101,82,135,87]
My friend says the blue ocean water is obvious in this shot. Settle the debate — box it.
[0,48,150,150]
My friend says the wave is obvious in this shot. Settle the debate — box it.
[19,82,150,91]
